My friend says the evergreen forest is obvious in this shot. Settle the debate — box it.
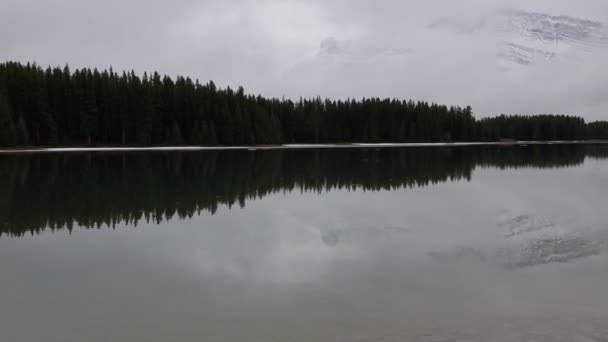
[1,61,607,147]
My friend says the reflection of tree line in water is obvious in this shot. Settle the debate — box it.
[1,145,607,237]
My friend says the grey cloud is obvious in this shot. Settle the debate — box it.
[1,0,607,120]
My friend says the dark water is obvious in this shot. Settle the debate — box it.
[1,145,608,341]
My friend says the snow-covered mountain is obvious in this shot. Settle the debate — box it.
[318,36,411,61]
[430,8,608,67]
[313,9,608,69]
[285,8,608,120]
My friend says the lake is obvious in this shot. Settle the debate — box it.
[1,144,608,341]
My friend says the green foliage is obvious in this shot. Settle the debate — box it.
[0,61,606,147]
[476,114,588,142]
[0,94,17,146]
[189,121,203,145]
[168,121,183,146]
[588,121,608,140]
[40,111,59,146]
[15,117,29,146]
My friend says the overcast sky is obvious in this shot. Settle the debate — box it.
[1,0,607,120]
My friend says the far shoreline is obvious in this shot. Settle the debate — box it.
[1,141,608,154]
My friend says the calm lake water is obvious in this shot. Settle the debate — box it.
[1,145,608,341]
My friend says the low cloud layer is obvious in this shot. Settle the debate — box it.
[1,0,607,120]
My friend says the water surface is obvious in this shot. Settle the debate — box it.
[1,145,608,341]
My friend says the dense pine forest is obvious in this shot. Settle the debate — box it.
[0,61,607,147]
[2,145,607,237]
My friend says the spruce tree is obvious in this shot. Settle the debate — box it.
[16,116,29,146]
[0,94,17,146]
[169,121,183,146]
[0,61,606,147]
[208,121,218,145]
[190,122,203,145]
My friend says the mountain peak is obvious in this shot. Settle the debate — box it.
[429,8,608,66]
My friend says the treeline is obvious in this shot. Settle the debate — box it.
[1,145,607,237]
[1,61,607,147]
[588,121,608,140]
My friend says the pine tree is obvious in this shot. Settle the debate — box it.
[169,121,183,146]
[208,121,218,145]
[0,94,17,146]
[0,61,606,147]
[16,116,29,146]
[41,111,59,145]
[190,122,203,145]
[80,90,98,145]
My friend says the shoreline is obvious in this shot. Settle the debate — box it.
[1,141,607,154]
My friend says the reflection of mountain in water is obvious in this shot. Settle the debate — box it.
[320,226,410,247]
[507,236,605,269]
[497,214,557,238]
[429,212,607,270]
[1,144,607,238]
